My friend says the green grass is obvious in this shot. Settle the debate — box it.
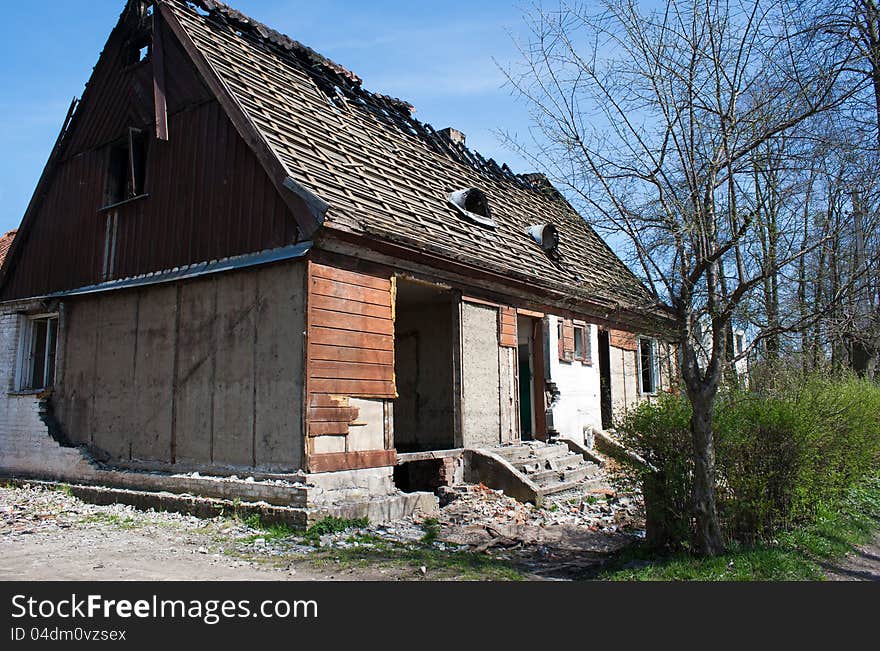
[600,475,880,581]
[80,512,139,530]
[314,537,524,580]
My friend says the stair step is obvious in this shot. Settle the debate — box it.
[531,464,595,486]
[493,446,532,461]
[545,452,585,471]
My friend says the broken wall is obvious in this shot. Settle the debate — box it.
[53,260,306,472]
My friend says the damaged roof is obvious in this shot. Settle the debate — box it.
[171,1,660,314]
[0,230,16,271]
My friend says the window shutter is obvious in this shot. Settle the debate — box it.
[560,318,575,361]
[499,306,517,348]
[583,324,593,365]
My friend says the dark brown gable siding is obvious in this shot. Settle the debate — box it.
[1,16,298,301]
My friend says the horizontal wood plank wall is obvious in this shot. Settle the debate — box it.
[499,306,517,348]
[306,261,396,473]
[610,329,638,351]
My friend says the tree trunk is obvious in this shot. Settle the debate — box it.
[688,390,725,555]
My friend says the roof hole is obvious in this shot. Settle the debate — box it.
[448,188,496,228]
[526,223,559,255]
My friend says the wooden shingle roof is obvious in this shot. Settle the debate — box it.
[164,0,659,314]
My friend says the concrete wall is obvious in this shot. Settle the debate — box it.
[460,302,502,448]
[546,315,602,443]
[394,297,455,451]
[53,260,306,472]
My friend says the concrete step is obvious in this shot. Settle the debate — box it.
[529,463,600,485]
[545,452,585,471]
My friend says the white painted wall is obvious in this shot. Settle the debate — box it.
[546,315,602,444]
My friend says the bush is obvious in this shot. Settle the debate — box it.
[612,375,880,550]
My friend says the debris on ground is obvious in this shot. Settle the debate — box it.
[1,468,644,580]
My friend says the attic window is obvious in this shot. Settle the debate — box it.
[105,128,147,207]
[448,188,496,228]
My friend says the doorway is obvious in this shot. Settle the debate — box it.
[517,315,547,441]
[393,279,456,452]
[598,329,612,430]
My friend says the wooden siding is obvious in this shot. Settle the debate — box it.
[499,306,517,348]
[560,318,575,361]
[1,12,300,301]
[305,261,396,473]
[306,263,396,404]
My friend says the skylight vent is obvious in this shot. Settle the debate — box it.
[526,223,559,256]
[448,188,496,228]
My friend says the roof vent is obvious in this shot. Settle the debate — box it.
[526,223,559,254]
[438,127,466,147]
[448,188,496,228]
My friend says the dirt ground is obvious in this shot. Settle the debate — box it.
[0,483,641,581]
[823,533,880,581]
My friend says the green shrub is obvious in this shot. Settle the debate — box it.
[611,375,880,550]
[613,392,693,550]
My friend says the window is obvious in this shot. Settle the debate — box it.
[735,333,744,356]
[573,323,591,364]
[639,337,659,395]
[105,128,147,207]
[17,315,58,391]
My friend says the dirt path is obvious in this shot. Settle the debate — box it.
[823,533,880,581]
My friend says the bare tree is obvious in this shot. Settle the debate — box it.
[503,0,858,554]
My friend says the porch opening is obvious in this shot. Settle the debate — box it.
[599,328,612,429]
[393,278,456,452]
[517,314,547,441]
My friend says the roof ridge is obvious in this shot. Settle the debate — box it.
[177,0,552,194]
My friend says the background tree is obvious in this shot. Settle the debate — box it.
[503,0,860,554]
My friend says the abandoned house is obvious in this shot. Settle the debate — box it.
[0,0,677,523]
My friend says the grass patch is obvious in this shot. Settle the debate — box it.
[300,517,369,546]
[80,513,139,530]
[600,475,880,581]
[236,512,301,544]
[315,542,524,580]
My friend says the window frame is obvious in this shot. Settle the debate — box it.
[102,127,148,210]
[15,313,59,393]
[638,336,660,395]
[572,322,592,365]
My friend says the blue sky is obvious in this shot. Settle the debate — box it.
[0,0,536,235]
